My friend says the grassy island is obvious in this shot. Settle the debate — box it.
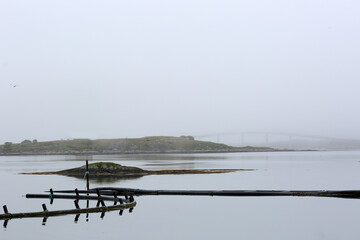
[0,136,274,155]
[24,162,253,178]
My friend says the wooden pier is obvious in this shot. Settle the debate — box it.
[0,160,137,222]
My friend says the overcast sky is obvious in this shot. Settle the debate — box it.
[0,0,359,144]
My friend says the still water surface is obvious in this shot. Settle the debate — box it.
[1,151,360,240]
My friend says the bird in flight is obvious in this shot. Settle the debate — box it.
[9,83,17,87]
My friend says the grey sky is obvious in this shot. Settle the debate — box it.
[1,0,360,144]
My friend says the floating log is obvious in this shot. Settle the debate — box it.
[0,201,136,220]
[52,188,360,199]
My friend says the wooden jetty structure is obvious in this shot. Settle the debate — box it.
[1,189,136,228]
[0,160,136,226]
[1,189,136,221]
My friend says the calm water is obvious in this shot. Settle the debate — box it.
[1,151,360,240]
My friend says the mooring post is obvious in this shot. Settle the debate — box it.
[86,160,90,191]
[3,205,8,214]
[49,188,54,205]
[129,195,134,202]
[75,188,79,198]
[119,209,123,216]
[100,212,105,219]
[86,160,90,214]
[129,207,133,213]
[42,217,47,225]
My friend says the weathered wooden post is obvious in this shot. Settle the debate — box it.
[86,160,90,191]
[50,188,54,204]
[75,188,79,198]
[86,160,90,219]
[42,204,48,225]
[42,204,47,212]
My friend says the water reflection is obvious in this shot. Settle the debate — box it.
[142,161,197,167]
[66,175,145,184]
[2,152,360,240]
[44,154,227,162]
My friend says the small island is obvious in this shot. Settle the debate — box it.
[0,136,275,155]
[23,162,254,178]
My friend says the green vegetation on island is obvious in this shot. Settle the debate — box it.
[24,162,252,178]
[0,136,274,155]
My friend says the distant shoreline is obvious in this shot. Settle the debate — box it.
[0,136,303,156]
[0,149,302,156]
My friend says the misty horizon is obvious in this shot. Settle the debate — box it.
[1,1,360,144]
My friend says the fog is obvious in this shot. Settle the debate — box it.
[1,0,360,144]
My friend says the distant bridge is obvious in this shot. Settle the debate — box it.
[194,132,357,148]
[195,132,341,141]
